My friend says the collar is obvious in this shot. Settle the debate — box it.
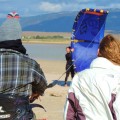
[0,48,28,56]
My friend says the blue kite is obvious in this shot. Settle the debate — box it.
[71,8,109,72]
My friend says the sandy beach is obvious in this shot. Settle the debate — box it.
[24,32,120,120]
[32,60,72,120]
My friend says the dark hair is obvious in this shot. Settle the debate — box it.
[66,46,71,49]
[98,34,120,65]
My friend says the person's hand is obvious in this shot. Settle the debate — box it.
[29,93,40,103]
[71,48,74,52]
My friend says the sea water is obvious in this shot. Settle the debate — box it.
[24,44,68,61]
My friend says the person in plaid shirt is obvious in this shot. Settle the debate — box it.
[0,12,47,120]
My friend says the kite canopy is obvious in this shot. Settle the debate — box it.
[71,8,109,72]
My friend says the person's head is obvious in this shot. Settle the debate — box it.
[0,12,21,41]
[66,46,71,53]
[0,12,26,54]
[98,34,120,65]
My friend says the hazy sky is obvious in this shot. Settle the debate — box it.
[0,0,119,18]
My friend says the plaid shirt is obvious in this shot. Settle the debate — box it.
[0,49,47,96]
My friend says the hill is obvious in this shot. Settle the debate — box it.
[0,9,120,33]
[20,11,76,32]
[21,9,120,33]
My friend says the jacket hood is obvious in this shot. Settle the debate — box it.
[90,57,120,72]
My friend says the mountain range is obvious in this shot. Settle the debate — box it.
[0,9,120,33]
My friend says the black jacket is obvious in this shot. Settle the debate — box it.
[65,53,73,66]
[0,39,26,54]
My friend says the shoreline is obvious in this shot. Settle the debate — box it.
[22,40,70,45]
[22,32,120,45]
[22,31,71,45]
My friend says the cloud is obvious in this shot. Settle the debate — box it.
[109,3,120,8]
[76,0,95,3]
[96,3,120,10]
[39,2,62,12]
[38,2,96,13]
[0,0,120,18]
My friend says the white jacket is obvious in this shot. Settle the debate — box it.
[64,57,120,120]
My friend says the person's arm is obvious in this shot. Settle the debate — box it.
[30,61,47,102]
[65,54,68,61]
[112,88,120,119]
[64,75,85,120]
[64,93,78,120]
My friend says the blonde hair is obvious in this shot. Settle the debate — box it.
[98,34,120,65]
